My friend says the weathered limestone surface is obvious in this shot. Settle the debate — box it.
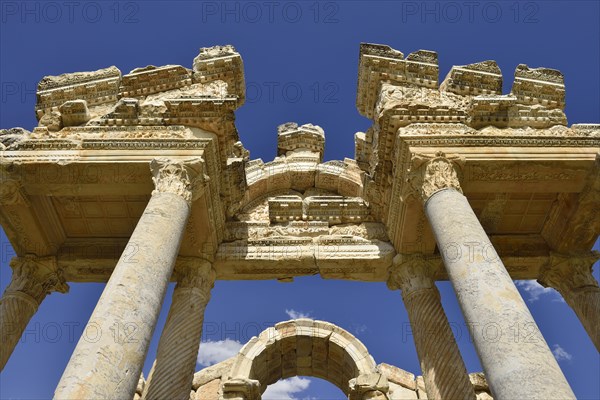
[143,259,216,400]
[53,159,203,400]
[159,320,491,400]
[1,42,598,399]
[388,254,475,399]
[0,256,68,370]
[539,252,600,351]
[425,186,575,399]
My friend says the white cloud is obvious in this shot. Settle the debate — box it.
[351,323,368,335]
[263,377,311,400]
[515,280,563,303]
[197,338,243,367]
[285,309,312,319]
[552,344,573,362]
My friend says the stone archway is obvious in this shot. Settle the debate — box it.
[222,319,384,399]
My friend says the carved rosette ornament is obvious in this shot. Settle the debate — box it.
[538,251,600,350]
[150,158,207,205]
[408,151,463,203]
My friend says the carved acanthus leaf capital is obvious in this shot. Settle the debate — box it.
[150,158,208,204]
[387,254,441,298]
[174,257,216,298]
[538,251,600,295]
[5,255,69,305]
[408,151,463,203]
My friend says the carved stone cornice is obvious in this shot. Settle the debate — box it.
[538,251,600,295]
[4,255,69,306]
[150,158,207,205]
[408,151,463,203]
[387,254,441,299]
[174,257,216,300]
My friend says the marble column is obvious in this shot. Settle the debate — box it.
[0,255,68,370]
[54,158,205,400]
[417,152,575,399]
[539,252,600,351]
[142,258,215,400]
[388,254,475,400]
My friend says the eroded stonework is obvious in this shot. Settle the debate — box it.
[1,42,598,400]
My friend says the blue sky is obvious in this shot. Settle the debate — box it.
[1,1,599,399]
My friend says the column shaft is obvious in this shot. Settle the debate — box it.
[389,256,475,400]
[143,260,215,400]
[425,188,575,399]
[54,158,203,400]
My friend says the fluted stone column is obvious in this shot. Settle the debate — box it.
[0,255,68,370]
[415,152,575,399]
[539,252,600,351]
[388,254,475,400]
[142,258,216,400]
[54,158,205,400]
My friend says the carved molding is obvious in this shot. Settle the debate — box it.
[4,255,69,305]
[538,251,600,295]
[150,158,207,204]
[408,151,463,203]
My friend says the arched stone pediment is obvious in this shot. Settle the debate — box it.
[241,157,366,214]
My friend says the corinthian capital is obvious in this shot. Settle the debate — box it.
[174,257,216,298]
[387,254,441,299]
[5,255,69,305]
[538,251,600,295]
[408,151,463,203]
[150,158,207,204]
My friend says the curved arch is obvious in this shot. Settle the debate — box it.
[224,319,385,398]
[241,158,365,211]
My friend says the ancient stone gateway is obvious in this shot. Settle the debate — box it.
[180,319,493,400]
[0,43,599,400]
